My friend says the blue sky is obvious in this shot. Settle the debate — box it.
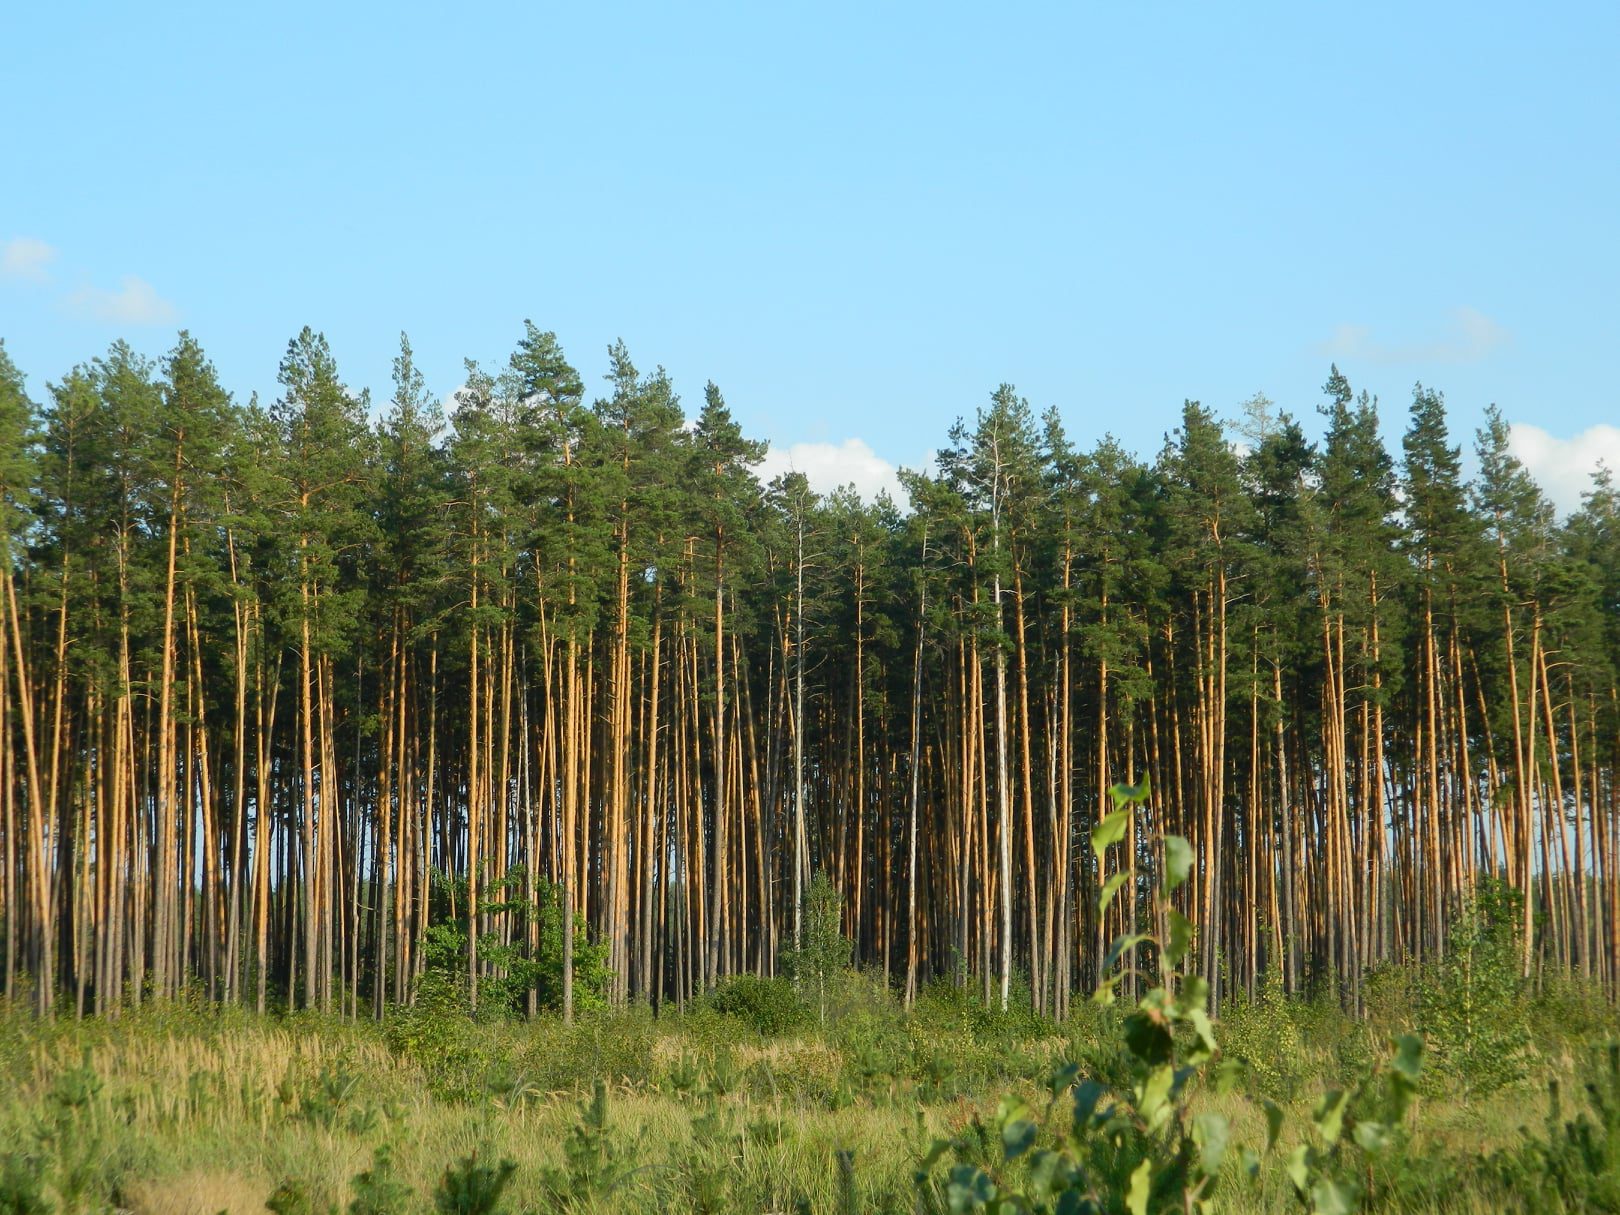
[3,2,1617,510]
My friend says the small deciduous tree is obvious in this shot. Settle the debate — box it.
[783,871,850,1024]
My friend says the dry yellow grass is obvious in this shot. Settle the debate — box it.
[123,1168,275,1215]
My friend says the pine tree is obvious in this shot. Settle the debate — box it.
[270,327,373,1011]
[1159,400,1253,1004]
[688,382,764,990]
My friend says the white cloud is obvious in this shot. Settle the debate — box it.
[65,275,179,326]
[755,438,907,506]
[1319,307,1511,365]
[1,237,56,282]
[1507,422,1620,516]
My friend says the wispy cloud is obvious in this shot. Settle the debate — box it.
[755,437,907,505]
[65,275,179,326]
[1319,307,1511,365]
[1,237,57,283]
[1508,421,1620,517]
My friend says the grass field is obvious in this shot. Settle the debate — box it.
[1,963,1617,1214]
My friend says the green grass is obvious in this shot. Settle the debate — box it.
[0,969,1613,1214]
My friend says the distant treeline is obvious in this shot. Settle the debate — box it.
[0,324,1615,1019]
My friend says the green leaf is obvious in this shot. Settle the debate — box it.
[1313,1089,1349,1146]
[1179,973,1209,1014]
[1103,932,1147,973]
[1028,1150,1077,1198]
[1193,1112,1229,1176]
[1392,1033,1423,1082]
[1262,1098,1285,1151]
[1164,909,1195,968]
[1138,1064,1175,1131]
[1091,808,1130,860]
[1386,1071,1417,1121]
[1185,1008,1217,1063]
[1352,1120,1390,1154]
[1311,1178,1360,1215]
[919,1137,954,1174]
[1123,1011,1175,1067]
[1163,835,1193,895]
[1125,1159,1152,1215]
[1240,1147,1261,1179]
[1046,1062,1079,1099]
[1286,1144,1311,1196]
[1109,771,1151,808]
[1212,1057,1246,1096]
[1002,1117,1037,1161]
[1097,872,1130,917]
[1072,1079,1106,1129]
[946,1164,995,1212]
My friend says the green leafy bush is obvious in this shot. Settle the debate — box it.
[1282,1034,1427,1213]
[916,778,1250,1214]
[1529,973,1620,1059]
[420,868,612,1018]
[265,1179,319,1215]
[539,1079,646,1207]
[383,986,495,1104]
[705,974,811,1036]
[914,775,1434,1215]
[1220,971,1311,1101]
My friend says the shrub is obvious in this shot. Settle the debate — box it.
[540,1079,644,1205]
[420,867,612,1018]
[516,1007,659,1093]
[1220,971,1311,1101]
[1529,973,1620,1059]
[705,974,810,1036]
[916,780,1251,1213]
[914,775,1431,1215]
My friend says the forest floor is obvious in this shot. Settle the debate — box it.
[0,970,1615,1214]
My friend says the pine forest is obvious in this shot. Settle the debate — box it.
[0,324,1614,1029]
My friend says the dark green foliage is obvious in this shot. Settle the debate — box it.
[265,1180,318,1215]
[416,869,612,1018]
[915,782,1436,1215]
[540,1079,645,1208]
[1494,1042,1620,1212]
[917,790,1250,1213]
[0,340,39,557]
[348,1146,413,1215]
[1282,1034,1426,1213]
[433,1154,516,1215]
[277,1060,362,1129]
[705,974,811,1036]
[0,1154,50,1215]
[1218,972,1311,1101]
[671,1091,741,1215]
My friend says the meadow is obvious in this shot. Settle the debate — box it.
[1,950,1617,1215]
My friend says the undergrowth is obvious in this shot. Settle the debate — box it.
[0,868,1614,1212]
